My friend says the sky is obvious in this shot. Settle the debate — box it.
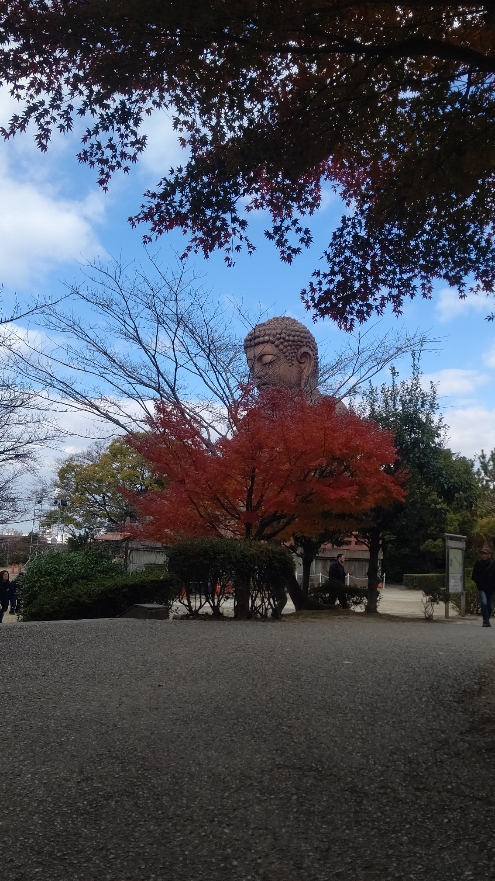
[1,88,495,525]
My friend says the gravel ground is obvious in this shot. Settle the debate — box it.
[2,613,495,881]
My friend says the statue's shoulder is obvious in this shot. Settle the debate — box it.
[312,390,347,412]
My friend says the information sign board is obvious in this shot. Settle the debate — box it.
[445,534,466,615]
[448,548,463,594]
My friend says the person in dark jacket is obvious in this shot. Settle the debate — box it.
[328,553,349,609]
[8,575,17,615]
[472,545,495,627]
[0,569,10,623]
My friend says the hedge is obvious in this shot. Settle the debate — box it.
[403,573,445,592]
[19,548,123,614]
[20,569,179,621]
[167,537,294,618]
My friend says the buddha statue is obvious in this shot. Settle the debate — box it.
[243,316,320,401]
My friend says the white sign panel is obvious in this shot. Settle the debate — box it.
[448,547,464,594]
[449,574,462,594]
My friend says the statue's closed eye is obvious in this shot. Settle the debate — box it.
[259,354,277,366]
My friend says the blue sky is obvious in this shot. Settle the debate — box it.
[1,87,495,485]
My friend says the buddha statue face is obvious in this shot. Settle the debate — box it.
[243,317,319,398]
[245,341,314,392]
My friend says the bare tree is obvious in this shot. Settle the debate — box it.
[0,374,57,524]
[4,257,247,442]
[318,323,437,399]
[3,254,435,443]
[0,290,74,524]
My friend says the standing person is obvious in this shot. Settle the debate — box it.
[8,575,17,615]
[0,569,10,623]
[328,553,349,609]
[472,545,495,627]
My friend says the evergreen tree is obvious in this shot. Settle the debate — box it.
[357,364,479,605]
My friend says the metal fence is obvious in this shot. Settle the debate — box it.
[302,573,386,589]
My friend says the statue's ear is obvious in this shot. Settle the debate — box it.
[296,348,313,388]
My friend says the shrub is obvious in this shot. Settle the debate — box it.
[167,538,294,618]
[247,543,295,618]
[21,569,179,621]
[404,572,485,618]
[18,547,122,616]
[449,580,490,617]
[310,578,380,610]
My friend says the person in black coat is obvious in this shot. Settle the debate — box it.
[8,575,17,615]
[0,569,10,623]
[328,553,349,609]
[472,545,495,627]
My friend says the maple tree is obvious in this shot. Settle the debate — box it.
[2,4,495,326]
[127,388,404,609]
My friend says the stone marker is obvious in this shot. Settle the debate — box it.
[120,604,169,620]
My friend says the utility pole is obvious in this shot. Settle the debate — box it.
[53,490,68,544]
[28,494,44,560]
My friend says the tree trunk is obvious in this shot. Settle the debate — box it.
[300,537,321,596]
[286,572,307,610]
[285,573,338,612]
[234,576,251,620]
[365,527,381,614]
[302,553,313,596]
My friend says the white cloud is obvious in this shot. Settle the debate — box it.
[0,156,106,287]
[422,368,488,396]
[139,111,187,177]
[483,341,495,368]
[435,286,493,322]
[0,87,20,128]
[446,406,495,457]
[0,86,77,172]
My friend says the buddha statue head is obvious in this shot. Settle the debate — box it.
[243,316,319,400]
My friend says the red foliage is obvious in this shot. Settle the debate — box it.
[3,5,495,325]
[127,389,404,544]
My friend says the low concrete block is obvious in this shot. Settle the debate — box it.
[120,604,169,620]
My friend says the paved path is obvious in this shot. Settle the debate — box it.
[2,614,494,880]
[283,586,459,618]
[1,608,18,624]
[373,584,459,617]
[168,587,460,620]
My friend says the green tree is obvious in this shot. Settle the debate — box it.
[2,4,495,325]
[356,365,479,606]
[476,449,495,496]
[42,439,160,536]
[471,449,495,545]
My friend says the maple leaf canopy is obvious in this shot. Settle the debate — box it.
[127,388,404,543]
[2,3,495,326]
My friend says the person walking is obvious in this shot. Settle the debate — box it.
[0,569,10,623]
[472,545,495,627]
[328,553,349,609]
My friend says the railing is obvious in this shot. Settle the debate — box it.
[299,573,386,589]
[346,573,386,589]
